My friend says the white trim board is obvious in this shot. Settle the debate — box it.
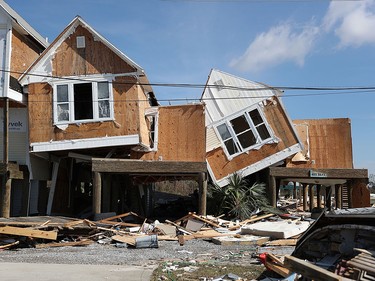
[30,134,140,153]
[208,143,303,187]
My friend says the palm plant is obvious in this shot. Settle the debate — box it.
[208,173,274,220]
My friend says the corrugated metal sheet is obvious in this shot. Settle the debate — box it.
[202,69,277,124]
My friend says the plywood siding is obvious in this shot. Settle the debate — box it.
[28,78,145,143]
[28,83,54,143]
[52,25,135,76]
[11,29,43,79]
[133,104,206,162]
[287,118,353,169]
[206,97,299,181]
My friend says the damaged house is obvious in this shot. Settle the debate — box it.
[18,16,207,218]
[0,0,48,217]
[202,69,369,209]
[202,69,303,188]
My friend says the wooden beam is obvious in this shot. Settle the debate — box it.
[269,175,277,207]
[0,226,57,240]
[309,185,314,211]
[284,255,350,281]
[303,184,308,211]
[46,160,60,215]
[317,185,322,209]
[92,158,207,174]
[198,172,207,216]
[93,172,102,214]
[1,178,12,218]
[269,167,368,179]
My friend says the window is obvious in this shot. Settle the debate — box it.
[54,80,113,124]
[216,108,272,157]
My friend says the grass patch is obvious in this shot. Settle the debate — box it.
[151,261,266,281]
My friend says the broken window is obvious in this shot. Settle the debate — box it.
[216,107,272,157]
[53,80,113,124]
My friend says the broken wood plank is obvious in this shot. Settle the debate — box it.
[266,239,298,246]
[284,255,351,281]
[189,213,220,228]
[165,220,193,235]
[211,235,269,246]
[0,240,19,250]
[112,235,136,246]
[35,239,93,249]
[228,213,275,231]
[265,259,292,278]
[0,226,57,240]
[63,219,85,228]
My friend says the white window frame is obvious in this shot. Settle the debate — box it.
[214,105,274,160]
[52,78,114,125]
[145,110,159,151]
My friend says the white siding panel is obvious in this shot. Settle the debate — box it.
[202,69,277,125]
[206,127,221,152]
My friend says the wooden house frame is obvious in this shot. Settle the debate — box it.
[19,16,207,217]
[0,0,48,217]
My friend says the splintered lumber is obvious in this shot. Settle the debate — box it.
[0,241,19,250]
[266,239,298,246]
[0,226,57,240]
[284,255,351,281]
[165,220,193,235]
[184,229,235,240]
[63,219,85,228]
[35,239,93,249]
[212,235,269,246]
[265,259,291,278]
[189,213,220,228]
[228,213,275,231]
[112,235,136,246]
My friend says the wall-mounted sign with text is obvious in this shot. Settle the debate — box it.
[0,108,27,132]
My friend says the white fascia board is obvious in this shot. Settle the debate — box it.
[0,0,48,48]
[210,143,303,187]
[30,134,140,153]
[8,88,26,103]
[20,17,145,86]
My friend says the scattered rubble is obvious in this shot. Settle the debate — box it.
[1,207,375,280]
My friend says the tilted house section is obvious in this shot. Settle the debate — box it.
[0,0,48,217]
[203,69,303,187]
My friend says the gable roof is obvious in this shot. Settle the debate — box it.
[19,16,147,85]
[201,69,280,124]
[0,0,48,48]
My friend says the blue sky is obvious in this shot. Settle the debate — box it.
[6,0,375,175]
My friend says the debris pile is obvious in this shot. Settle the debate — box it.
[0,211,307,251]
[1,207,375,281]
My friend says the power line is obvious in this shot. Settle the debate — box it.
[9,69,375,93]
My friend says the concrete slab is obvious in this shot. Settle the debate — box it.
[0,262,155,281]
[241,220,311,239]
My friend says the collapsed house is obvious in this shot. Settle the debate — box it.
[202,69,369,209]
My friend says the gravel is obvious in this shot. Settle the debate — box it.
[0,239,264,266]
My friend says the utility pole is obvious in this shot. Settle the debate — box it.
[1,97,10,217]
